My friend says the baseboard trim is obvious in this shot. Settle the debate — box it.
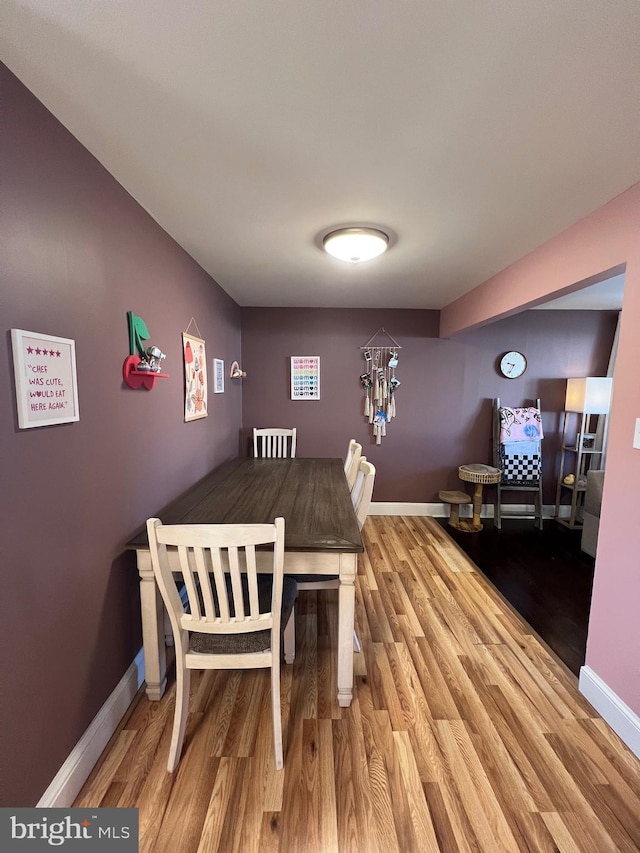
[37,648,145,807]
[370,501,557,518]
[578,666,640,760]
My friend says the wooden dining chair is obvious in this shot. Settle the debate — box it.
[146,516,296,772]
[253,427,297,458]
[344,438,363,490]
[350,458,376,530]
[283,458,376,658]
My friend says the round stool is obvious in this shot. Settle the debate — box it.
[439,490,472,530]
[457,464,502,532]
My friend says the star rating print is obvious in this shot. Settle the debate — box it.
[26,345,62,357]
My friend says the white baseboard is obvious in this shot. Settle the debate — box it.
[371,502,437,516]
[579,666,640,760]
[370,501,557,518]
[37,648,145,807]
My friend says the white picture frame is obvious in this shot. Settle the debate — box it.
[11,329,80,429]
[291,356,320,400]
[213,358,225,393]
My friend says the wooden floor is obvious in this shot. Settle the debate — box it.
[435,517,595,676]
[75,516,640,852]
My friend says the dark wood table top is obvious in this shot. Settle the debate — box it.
[126,457,364,554]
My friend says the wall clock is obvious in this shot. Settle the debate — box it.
[499,351,527,378]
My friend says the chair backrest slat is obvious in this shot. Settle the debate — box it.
[253,427,297,458]
[227,545,245,620]
[245,546,260,617]
[209,546,230,621]
[195,547,217,620]
[178,545,202,620]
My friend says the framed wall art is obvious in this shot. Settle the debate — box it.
[213,358,225,393]
[291,356,320,400]
[11,328,80,429]
[182,332,207,420]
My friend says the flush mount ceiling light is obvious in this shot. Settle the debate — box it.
[323,227,389,263]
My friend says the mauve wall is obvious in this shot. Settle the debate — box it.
[241,308,616,502]
[0,65,242,805]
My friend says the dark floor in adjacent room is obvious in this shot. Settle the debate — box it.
[435,516,596,676]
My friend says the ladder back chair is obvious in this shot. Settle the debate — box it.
[344,438,363,490]
[253,427,297,458]
[350,458,376,530]
[283,457,376,658]
[146,516,296,772]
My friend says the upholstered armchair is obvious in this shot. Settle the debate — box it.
[581,469,605,558]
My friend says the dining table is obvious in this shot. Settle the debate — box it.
[126,456,364,707]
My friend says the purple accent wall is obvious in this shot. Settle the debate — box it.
[0,65,242,805]
[0,60,621,805]
[241,308,616,503]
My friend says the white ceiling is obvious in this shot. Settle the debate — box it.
[534,272,625,310]
[2,1,640,309]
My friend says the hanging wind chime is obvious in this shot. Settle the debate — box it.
[359,328,402,444]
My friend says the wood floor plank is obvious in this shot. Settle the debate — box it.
[393,729,441,851]
[194,757,243,853]
[258,812,281,853]
[220,670,265,758]
[562,716,640,804]
[317,717,340,852]
[544,731,640,852]
[540,811,583,852]
[152,754,220,853]
[206,670,242,758]
[458,652,551,814]
[435,719,521,852]
[292,608,319,720]
[360,709,402,853]
[396,615,461,722]
[72,516,640,852]
[73,729,138,806]
[332,717,363,852]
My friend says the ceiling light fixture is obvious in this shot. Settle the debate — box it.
[323,227,389,263]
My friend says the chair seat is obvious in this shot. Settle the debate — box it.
[190,575,297,654]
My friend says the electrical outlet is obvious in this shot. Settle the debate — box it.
[634,418,640,450]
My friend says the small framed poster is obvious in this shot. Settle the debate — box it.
[11,329,80,429]
[213,358,225,393]
[291,356,320,400]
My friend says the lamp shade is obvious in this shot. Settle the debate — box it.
[323,227,389,263]
[565,377,612,414]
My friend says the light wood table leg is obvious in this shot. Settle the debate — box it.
[137,552,167,701]
[337,553,357,708]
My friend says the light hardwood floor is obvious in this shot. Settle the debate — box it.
[75,516,640,852]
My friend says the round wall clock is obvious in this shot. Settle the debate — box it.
[499,351,527,378]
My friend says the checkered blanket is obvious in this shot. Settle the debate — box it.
[499,440,542,484]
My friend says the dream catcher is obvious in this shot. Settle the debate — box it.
[359,328,402,444]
